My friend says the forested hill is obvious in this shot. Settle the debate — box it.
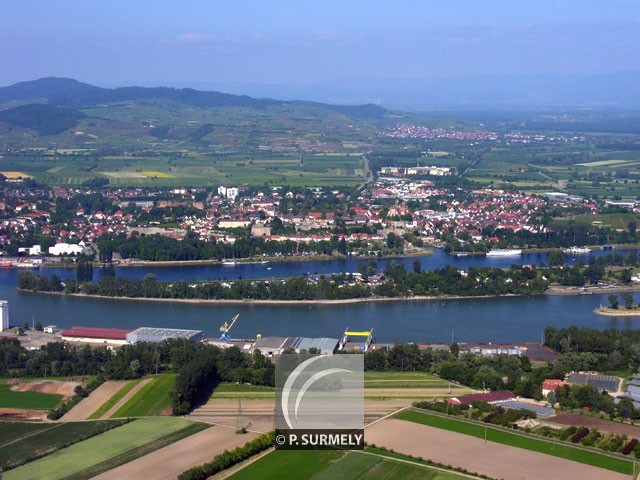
[0,77,387,120]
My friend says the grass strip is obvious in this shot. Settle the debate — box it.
[63,422,210,480]
[111,374,174,417]
[396,409,634,475]
[88,380,141,419]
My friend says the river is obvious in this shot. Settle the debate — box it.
[3,249,640,343]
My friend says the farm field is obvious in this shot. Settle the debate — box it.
[210,382,276,399]
[0,152,367,187]
[88,380,139,419]
[228,449,469,480]
[3,417,200,480]
[111,374,174,418]
[0,419,128,472]
[552,212,640,230]
[363,371,474,399]
[366,417,630,480]
[0,383,63,410]
[93,425,257,480]
[395,409,633,475]
[61,381,128,421]
[548,412,640,438]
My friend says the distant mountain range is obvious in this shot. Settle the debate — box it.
[0,78,399,144]
[0,77,387,118]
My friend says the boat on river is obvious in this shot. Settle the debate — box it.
[485,249,522,257]
[563,246,591,255]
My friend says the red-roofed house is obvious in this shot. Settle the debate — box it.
[541,379,570,396]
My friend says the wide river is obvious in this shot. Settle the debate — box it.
[3,248,640,343]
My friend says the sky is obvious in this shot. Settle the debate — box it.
[2,1,640,105]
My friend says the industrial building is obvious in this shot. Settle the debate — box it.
[126,327,205,344]
[61,326,130,345]
[0,300,8,332]
[251,336,339,357]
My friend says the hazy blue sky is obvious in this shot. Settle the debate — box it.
[2,1,640,104]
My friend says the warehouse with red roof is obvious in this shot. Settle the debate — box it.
[61,326,131,346]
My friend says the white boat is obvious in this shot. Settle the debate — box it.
[563,246,591,255]
[222,261,237,266]
[485,249,522,257]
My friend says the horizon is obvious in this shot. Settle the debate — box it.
[3,1,640,107]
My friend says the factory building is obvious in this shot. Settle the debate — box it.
[126,327,205,344]
[61,326,130,345]
[0,301,8,331]
[251,336,338,357]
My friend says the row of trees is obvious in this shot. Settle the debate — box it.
[96,231,350,262]
[19,263,549,301]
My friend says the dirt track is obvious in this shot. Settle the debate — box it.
[549,412,640,438]
[60,381,128,421]
[92,425,257,480]
[365,418,628,480]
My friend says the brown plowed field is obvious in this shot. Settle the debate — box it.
[0,407,44,420]
[365,418,628,480]
[60,381,128,421]
[12,380,79,397]
[92,426,257,480]
[549,412,640,438]
[189,398,410,433]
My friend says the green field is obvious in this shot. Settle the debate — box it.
[0,384,63,410]
[88,379,140,419]
[363,371,455,390]
[0,420,128,471]
[228,449,467,480]
[397,409,634,475]
[210,383,276,399]
[111,374,174,418]
[553,212,640,230]
[1,151,367,187]
[4,417,199,480]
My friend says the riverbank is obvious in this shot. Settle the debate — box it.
[546,285,640,296]
[594,307,640,317]
[19,289,525,306]
[39,249,433,269]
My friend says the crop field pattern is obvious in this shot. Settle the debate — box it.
[395,409,634,475]
[2,150,366,187]
[0,419,128,472]
[3,417,197,480]
[228,449,467,480]
[110,374,174,417]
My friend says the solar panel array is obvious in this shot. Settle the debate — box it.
[566,373,619,392]
[498,400,556,418]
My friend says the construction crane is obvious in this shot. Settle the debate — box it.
[219,314,239,340]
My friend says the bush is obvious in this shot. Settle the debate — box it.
[571,427,589,443]
[622,438,638,455]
